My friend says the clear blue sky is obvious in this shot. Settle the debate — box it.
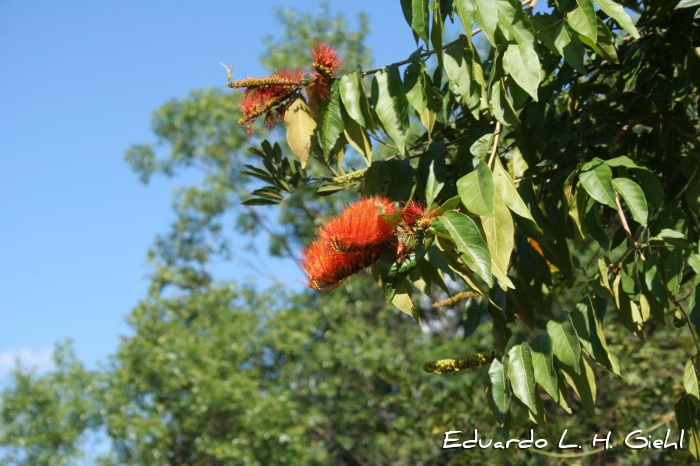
[0,0,427,376]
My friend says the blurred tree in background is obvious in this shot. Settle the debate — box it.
[3,1,700,465]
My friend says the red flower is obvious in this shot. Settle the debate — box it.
[229,68,303,130]
[299,239,381,290]
[299,196,398,290]
[310,42,343,99]
[400,200,438,230]
[318,196,399,252]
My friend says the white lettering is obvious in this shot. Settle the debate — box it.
[558,429,579,449]
[625,430,647,449]
[535,439,548,449]
[462,429,478,449]
[591,431,611,450]
[519,429,534,449]
[442,431,462,449]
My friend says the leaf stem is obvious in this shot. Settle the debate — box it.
[487,122,502,168]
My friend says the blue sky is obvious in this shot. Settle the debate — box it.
[0,0,428,376]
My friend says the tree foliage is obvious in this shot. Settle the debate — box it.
[3,0,700,464]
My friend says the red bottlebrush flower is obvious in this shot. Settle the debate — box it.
[310,42,343,99]
[299,239,381,290]
[401,200,425,228]
[318,196,399,252]
[311,42,342,76]
[401,200,438,230]
[230,68,303,130]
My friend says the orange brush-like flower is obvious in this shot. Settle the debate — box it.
[299,196,398,290]
[318,196,399,252]
[300,239,382,290]
[310,42,343,99]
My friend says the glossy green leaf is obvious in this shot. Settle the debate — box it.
[560,355,597,414]
[488,357,511,425]
[339,70,373,129]
[317,80,345,160]
[531,13,558,53]
[612,177,648,225]
[613,274,645,336]
[491,78,519,126]
[431,4,444,68]
[481,193,515,289]
[474,0,498,44]
[343,116,372,166]
[571,296,621,375]
[530,333,559,401]
[457,159,495,217]
[507,343,538,415]
[547,311,582,374]
[493,156,541,232]
[567,0,597,42]
[677,0,700,8]
[444,40,481,109]
[504,42,541,101]
[439,210,493,286]
[555,21,587,75]
[454,0,476,37]
[580,17,619,62]
[685,359,700,407]
[595,0,640,39]
[579,158,617,208]
[371,65,410,155]
[404,60,427,114]
[675,396,700,459]
[401,0,430,43]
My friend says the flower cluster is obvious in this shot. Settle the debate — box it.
[310,42,343,98]
[228,69,303,133]
[299,196,439,290]
[225,43,343,135]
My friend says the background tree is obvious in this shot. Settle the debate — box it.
[2,1,700,464]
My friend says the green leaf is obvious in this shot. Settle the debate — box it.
[685,359,700,408]
[579,158,617,208]
[507,342,538,415]
[530,333,559,401]
[690,283,700,345]
[431,5,444,69]
[571,296,621,375]
[317,80,345,160]
[371,65,410,156]
[284,95,317,169]
[404,60,427,115]
[444,40,482,110]
[439,210,493,286]
[664,246,687,296]
[579,17,619,63]
[363,159,415,202]
[556,370,572,413]
[454,0,476,37]
[632,169,663,209]
[567,0,597,42]
[491,78,520,126]
[675,396,700,460]
[605,155,644,169]
[481,193,515,289]
[339,70,373,129]
[401,0,430,43]
[547,311,582,374]
[595,0,640,39]
[421,142,446,206]
[392,278,420,322]
[457,159,495,217]
[677,0,700,8]
[560,355,597,414]
[504,42,541,101]
[492,156,541,232]
[343,116,372,166]
[531,13,559,53]
[611,177,648,225]
[488,357,511,425]
[613,273,645,336]
[555,21,587,75]
[474,0,498,44]
[644,251,669,307]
